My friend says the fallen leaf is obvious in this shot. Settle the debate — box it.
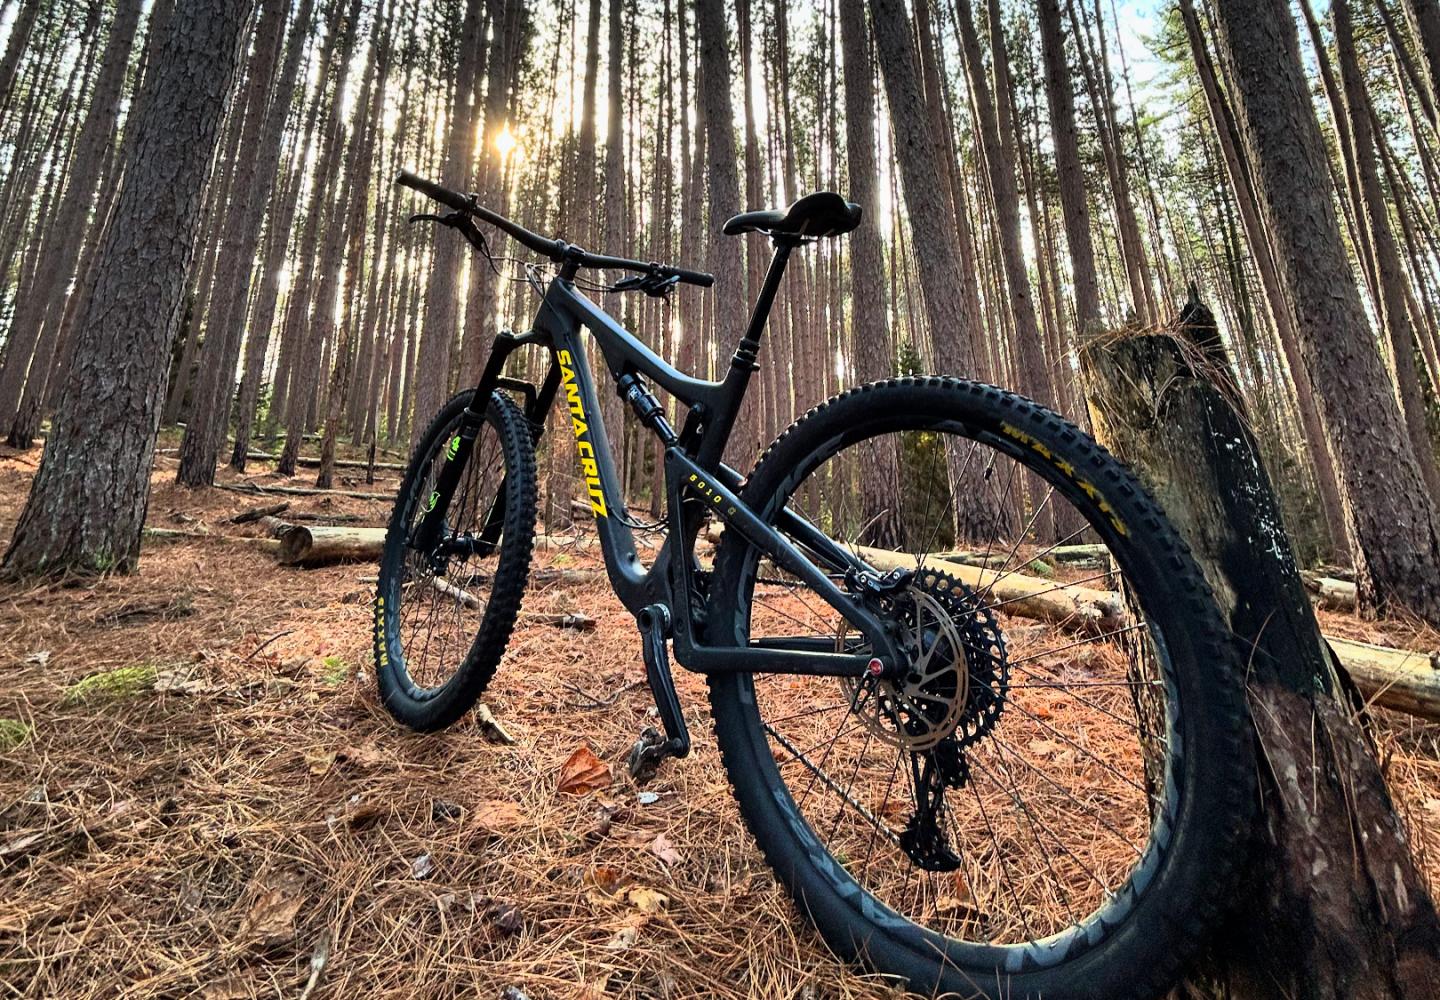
[490,901,523,934]
[650,833,683,866]
[473,800,523,832]
[589,799,624,840]
[604,921,640,950]
[411,853,435,880]
[305,750,336,776]
[627,887,668,913]
[875,797,909,820]
[242,889,303,944]
[329,794,384,831]
[201,975,250,999]
[557,745,610,796]
[339,743,388,769]
[588,865,623,893]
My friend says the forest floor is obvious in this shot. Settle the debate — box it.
[1,439,1439,999]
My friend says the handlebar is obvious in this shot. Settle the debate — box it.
[396,170,715,289]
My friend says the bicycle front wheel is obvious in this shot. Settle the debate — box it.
[707,377,1252,1000]
[374,389,536,731]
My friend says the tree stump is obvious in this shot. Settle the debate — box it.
[1079,299,1440,998]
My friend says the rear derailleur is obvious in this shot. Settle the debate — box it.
[899,739,971,872]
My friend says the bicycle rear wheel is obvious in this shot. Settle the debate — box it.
[707,378,1252,1000]
[374,389,536,731]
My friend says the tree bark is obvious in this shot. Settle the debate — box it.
[1213,0,1440,624]
[274,0,364,475]
[0,0,143,446]
[1038,0,1102,333]
[175,0,297,486]
[1331,0,1440,502]
[3,0,257,577]
[694,1,751,465]
[1079,312,1440,1000]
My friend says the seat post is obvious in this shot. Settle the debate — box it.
[697,237,799,469]
[734,237,798,364]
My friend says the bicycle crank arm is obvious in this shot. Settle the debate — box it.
[628,604,690,785]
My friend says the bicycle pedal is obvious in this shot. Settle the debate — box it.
[627,726,673,785]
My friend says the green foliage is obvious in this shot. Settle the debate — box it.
[61,664,159,705]
[0,719,32,752]
[898,429,956,553]
[319,655,350,686]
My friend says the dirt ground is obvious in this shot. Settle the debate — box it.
[1,442,1438,999]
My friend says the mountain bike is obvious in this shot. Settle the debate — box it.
[375,169,1253,1000]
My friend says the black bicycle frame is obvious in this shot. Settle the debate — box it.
[417,241,903,679]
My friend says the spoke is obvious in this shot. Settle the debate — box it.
[998,699,1150,795]
[763,721,901,845]
[1006,622,1151,667]
[967,751,1100,918]
[979,736,1146,856]
[967,766,1036,943]
[970,569,1118,618]
[762,701,855,726]
[1004,655,1171,745]
[972,486,1057,606]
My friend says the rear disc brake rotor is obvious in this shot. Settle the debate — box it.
[838,571,1009,752]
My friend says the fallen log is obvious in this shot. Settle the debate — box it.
[1325,636,1440,720]
[278,525,387,566]
[848,544,1127,632]
[1301,573,1357,612]
[288,511,366,524]
[230,501,290,524]
[853,544,1440,720]
[218,482,391,502]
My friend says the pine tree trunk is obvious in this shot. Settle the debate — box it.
[838,0,901,548]
[0,0,41,117]
[1331,0,1440,502]
[694,0,750,465]
[1213,0,1440,623]
[1038,0,1102,333]
[0,0,143,446]
[3,0,257,577]
[275,0,364,475]
[175,0,298,487]
[1080,308,1440,1000]
[1177,0,1350,558]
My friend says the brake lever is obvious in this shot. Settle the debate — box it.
[645,274,682,298]
[408,211,466,227]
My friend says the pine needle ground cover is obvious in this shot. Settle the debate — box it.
[1,447,1436,999]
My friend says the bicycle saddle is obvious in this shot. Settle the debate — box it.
[722,191,862,239]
